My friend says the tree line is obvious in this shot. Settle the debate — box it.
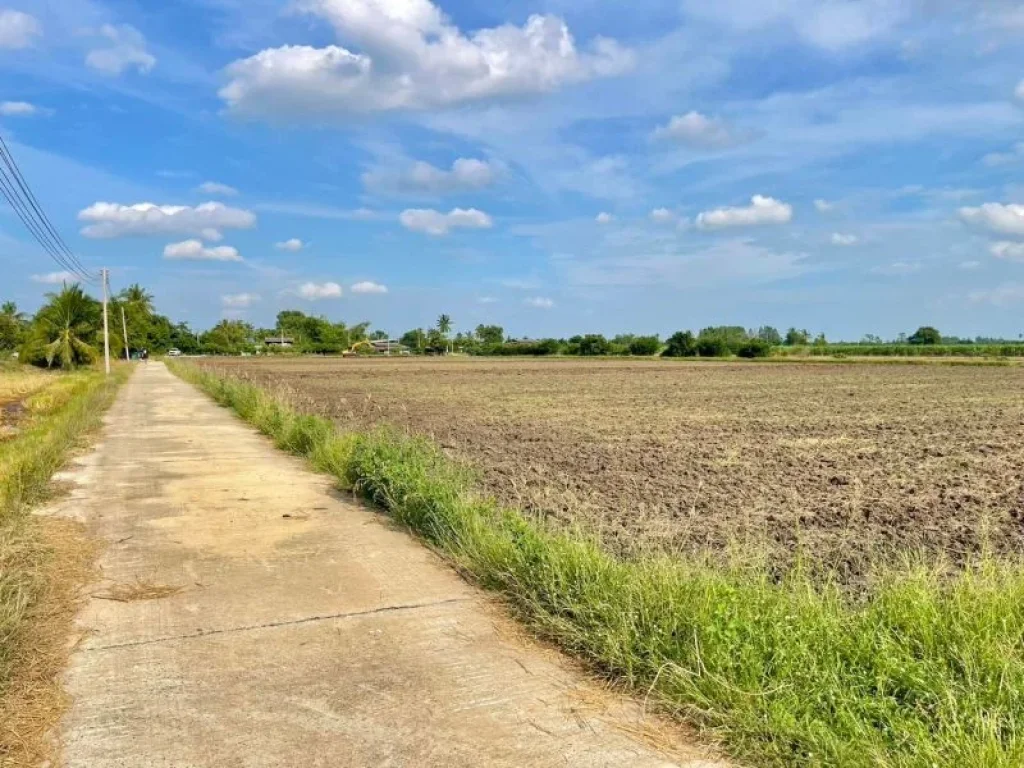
[3,283,1022,368]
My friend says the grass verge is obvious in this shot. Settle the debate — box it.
[0,365,131,766]
[170,360,1024,768]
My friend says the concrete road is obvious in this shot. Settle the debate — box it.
[50,362,722,767]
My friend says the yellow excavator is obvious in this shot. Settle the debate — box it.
[341,340,375,358]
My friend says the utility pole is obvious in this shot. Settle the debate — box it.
[101,268,111,375]
[121,305,130,362]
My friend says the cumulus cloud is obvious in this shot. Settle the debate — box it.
[871,261,921,276]
[969,282,1024,306]
[399,207,493,236]
[351,280,388,294]
[651,111,748,149]
[696,195,793,230]
[959,202,1024,236]
[595,212,614,224]
[85,24,156,76]
[983,143,1024,167]
[298,281,343,300]
[221,293,260,308]
[31,271,75,284]
[363,158,499,196]
[649,208,677,224]
[1016,79,1024,102]
[78,201,256,240]
[814,199,835,212]
[197,181,239,197]
[163,239,243,262]
[275,238,304,251]
[831,232,858,246]
[0,101,40,117]
[524,296,554,308]
[991,241,1024,262]
[219,0,632,118]
[0,9,40,49]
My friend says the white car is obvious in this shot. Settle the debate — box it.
[167,348,183,357]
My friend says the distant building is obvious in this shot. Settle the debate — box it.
[264,337,295,348]
[369,339,409,354]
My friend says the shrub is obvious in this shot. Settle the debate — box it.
[628,336,661,356]
[696,336,732,357]
[662,331,697,357]
[736,339,773,358]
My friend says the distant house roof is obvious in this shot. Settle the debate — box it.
[264,337,294,345]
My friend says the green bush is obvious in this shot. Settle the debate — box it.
[662,331,697,357]
[628,336,660,356]
[736,339,773,358]
[696,336,731,357]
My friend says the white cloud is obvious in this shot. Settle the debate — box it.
[298,281,343,300]
[595,212,614,224]
[682,0,911,51]
[363,158,499,196]
[831,232,858,246]
[969,282,1024,306]
[350,280,388,294]
[991,241,1024,262]
[1016,79,1024,103]
[649,208,677,224]
[78,201,256,240]
[31,271,75,284]
[651,111,748,149]
[477,296,498,304]
[982,143,1024,167]
[197,181,239,197]
[696,195,793,230]
[399,207,493,236]
[524,296,554,308]
[959,260,981,270]
[163,239,243,262]
[85,24,156,76]
[0,10,40,49]
[0,101,40,117]
[221,293,260,308]
[959,203,1024,236]
[814,199,834,212]
[219,0,632,118]
[275,238,304,252]
[871,261,921,276]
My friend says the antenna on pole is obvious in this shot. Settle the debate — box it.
[101,268,111,375]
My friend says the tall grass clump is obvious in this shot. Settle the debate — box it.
[170,361,1024,768]
[1,366,130,704]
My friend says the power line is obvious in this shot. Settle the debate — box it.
[0,132,96,283]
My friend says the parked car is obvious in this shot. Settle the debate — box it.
[167,348,183,357]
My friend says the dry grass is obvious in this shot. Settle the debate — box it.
[92,579,184,602]
[0,518,97,768]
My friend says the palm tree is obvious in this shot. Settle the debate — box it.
[437,314,452,354]
[118,284,154,314]
[2,301,23,321]
[36,285,100,369]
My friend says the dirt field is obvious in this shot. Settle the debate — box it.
[195,357,1024,574]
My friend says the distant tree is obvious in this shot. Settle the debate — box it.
[21,285,100,369]
[574,334,611,356]
[784,327,810,346]
[662,330,697,357]
[861,334,883,344]
[813,332,828,347]
[370,329,389,340]
[737,339,773,358]
[0,301,26,351]
[628,335,660,356]
[401,328,427,352]
[908,326,941,345]
[201,320,256,355]
[437,314,453,353]
[757,326,782,345]
[474,324,504,345]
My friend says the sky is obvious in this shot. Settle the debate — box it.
[1,0,1023,340]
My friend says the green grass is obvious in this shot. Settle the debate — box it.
[171,361,1024,767]
[0,365,130,701]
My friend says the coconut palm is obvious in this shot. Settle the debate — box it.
[2,301,23,321]
[35,285,100,369]
[118,284,154,314]
[437,314,452,353]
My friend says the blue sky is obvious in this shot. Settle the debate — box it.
[2,0,1023,339]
